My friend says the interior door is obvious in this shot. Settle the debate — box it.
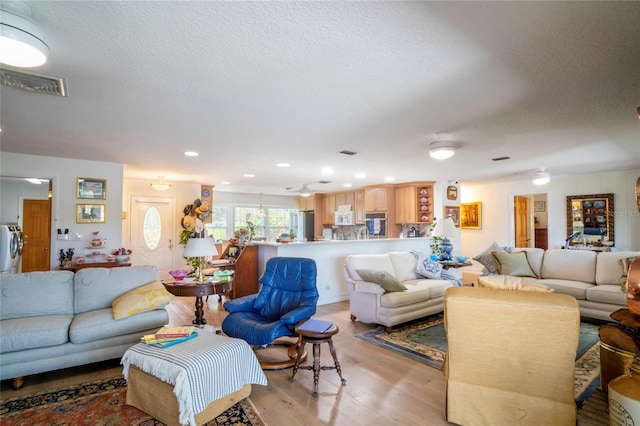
[21,199,51,272]
[130,196,175,278]
[514,196,530,248]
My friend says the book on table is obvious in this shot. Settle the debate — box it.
[141,332,198,348]
[298,319,333,333]
[154,325,195,338]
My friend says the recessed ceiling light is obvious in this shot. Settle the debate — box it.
[355,172,366,179]
[184,151,199,157]
[321,167,334,176]
[343,183,352,188]
[221,181,231,185]
[276,163,290,168]
[384,176,395,182]
[244,174,255,178]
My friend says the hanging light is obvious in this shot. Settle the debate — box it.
[0,5,49,68]
[150,176,171,191]
[532,170,550,185]
[257,193,266,217]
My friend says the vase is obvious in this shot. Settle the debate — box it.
[116,255,130,263]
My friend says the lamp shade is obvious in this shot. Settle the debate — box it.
[183,237,218,258]
[432,217,456,238]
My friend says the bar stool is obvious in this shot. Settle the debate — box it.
[289,321,346,397]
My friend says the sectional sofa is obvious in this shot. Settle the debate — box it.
[476,247,639,321]
[0,266,170,389]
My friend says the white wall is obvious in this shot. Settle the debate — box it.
[1,152,124,268]
[460,169,640,259]
[0,178,50,223]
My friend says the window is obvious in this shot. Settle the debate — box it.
[209,204,298,241]
[143,207,161,249]
[265,208,293,239]
[205,206,229,240]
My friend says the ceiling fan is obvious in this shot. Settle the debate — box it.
[282,183,314,197]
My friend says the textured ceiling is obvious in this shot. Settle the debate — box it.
[1,1,639,194]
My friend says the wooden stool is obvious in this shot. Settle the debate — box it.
[289,322,346,397]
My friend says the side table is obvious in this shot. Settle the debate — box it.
[290,321,346,397]
[163,278,233,325]
[439,261,472,270]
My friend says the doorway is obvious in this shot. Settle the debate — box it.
[130,196,175,278]
[513,193,548,250]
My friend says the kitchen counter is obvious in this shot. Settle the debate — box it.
[250,238,431,305]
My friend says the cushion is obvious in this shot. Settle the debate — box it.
[478,275,554,293]
[357,269,407,293]
[491,251,537,278]
[416,256,442,279]
[619,256,640,290]
[473,242,504,275]
[112,280,174,320]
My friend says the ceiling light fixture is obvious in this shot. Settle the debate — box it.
[532,170,550,185]
[299,188,312,197]
[150,176,171,191]
[184,151,199,157]
[0,5,49,68]
[257,193,266,217]
[429,133,456,160]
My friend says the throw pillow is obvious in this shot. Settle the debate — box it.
[357,269,407,293]
[619,256,640,290]
[472,242,504,275]
[416,256,442,279]
[112,280,174,320]
[478,275,553,293]
[491,251,537,278]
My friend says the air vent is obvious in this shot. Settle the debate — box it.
[0,68,68,96]
[492,156,511,161]
[339,150,358,156]
[318,180,332,185]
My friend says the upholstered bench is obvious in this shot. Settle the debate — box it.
[122,330,267,426]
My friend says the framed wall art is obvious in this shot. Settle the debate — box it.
[444,205,460,227]
[447,185,458,201]
[460,202,482,230]
[77,178,107,200]
[534,201,546,212]
[76,204,106,223]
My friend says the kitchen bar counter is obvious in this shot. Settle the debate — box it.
[249,238,430,305]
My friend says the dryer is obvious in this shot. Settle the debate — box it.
[0,224,21,273]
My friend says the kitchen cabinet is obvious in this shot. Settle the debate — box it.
[364,186,393,212]
[335,192,354,209]
[322,194,336,224]
[298,195,315,211]
[354,191,365,224]
[394,182,434,224]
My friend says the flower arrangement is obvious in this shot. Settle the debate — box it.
[234,228,250,239]
[112,247,132,256]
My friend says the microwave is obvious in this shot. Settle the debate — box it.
[335,211,354,226]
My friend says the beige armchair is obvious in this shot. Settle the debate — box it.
[443,286,580,426]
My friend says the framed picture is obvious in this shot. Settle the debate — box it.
[460,202,482,229]
[77,178,107,199]
[534,201,546,212]
[76,204,106,223]
[447,185,458,201]
[444,205,460,227]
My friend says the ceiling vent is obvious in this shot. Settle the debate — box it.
[339,150,358,156]
[0,68,67,96]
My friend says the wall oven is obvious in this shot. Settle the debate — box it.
[365,212,387,237]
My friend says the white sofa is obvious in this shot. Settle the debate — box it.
[343,251,455,331]
[483,248,639,321]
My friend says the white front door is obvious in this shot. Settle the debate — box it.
[130,196,175,279]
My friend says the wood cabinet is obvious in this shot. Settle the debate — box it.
[364,186,392,212]
[220,244,259,298]
[321,194,336,224]
[335,192,354,209]
[534,228,548,250]
[298,195,315,211]
[394,182,434,224]
[354,191,365,224]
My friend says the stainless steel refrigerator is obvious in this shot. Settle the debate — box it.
[291,211,315,241]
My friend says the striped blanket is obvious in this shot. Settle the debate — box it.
[121,330,267,426]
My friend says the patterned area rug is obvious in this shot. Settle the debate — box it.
[0,377,265,426]
[355,314,602,406]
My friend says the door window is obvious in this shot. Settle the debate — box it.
[143,207,162,249]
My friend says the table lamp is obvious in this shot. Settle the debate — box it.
[183,237,218,283]
[432,217,456,261]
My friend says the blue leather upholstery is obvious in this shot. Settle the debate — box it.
[222,257,318,346]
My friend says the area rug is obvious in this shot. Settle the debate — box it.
[355,314,602,407]
[0,377,265,426]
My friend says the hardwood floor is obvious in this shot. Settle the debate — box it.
[1,296,449,425]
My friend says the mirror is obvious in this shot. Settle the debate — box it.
[566,193,614,248]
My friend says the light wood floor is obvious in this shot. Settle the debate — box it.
[1,296,449,425]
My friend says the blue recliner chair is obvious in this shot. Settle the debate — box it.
[222,257,318,369]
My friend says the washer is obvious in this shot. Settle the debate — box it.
[0,224,21,273]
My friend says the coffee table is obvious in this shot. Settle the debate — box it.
[163,277,233,325]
